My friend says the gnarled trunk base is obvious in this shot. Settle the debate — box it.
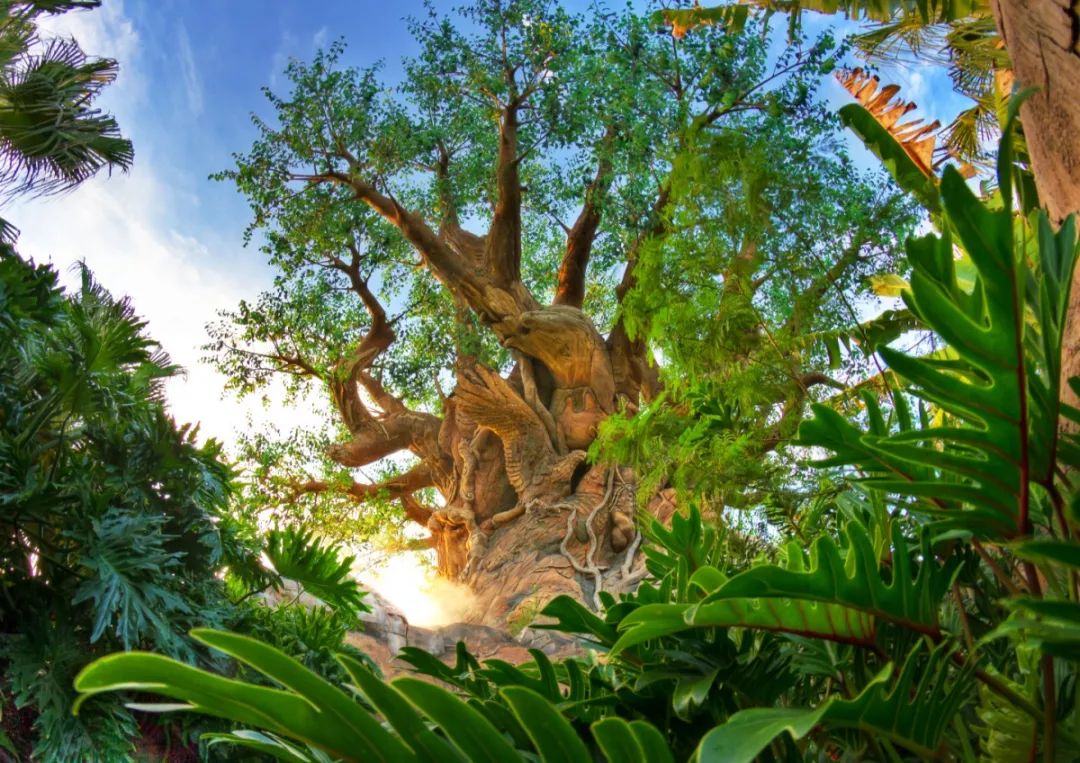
[429,463,677,630]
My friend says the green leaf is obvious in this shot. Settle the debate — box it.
[610,604,694,655]
[535,595,617,645]
[1012,539,1080,571]
[689,596,875,645]
[191,630,410,761]
[392,677,521,763]
[335,653,463,763]
[265,527,367,615]
[672,668,719,719]
[203,730,316,763]
[694,521,956,638]
[73,650,407,762]
[628,721,675,763]
[840,103,940,212]
[695,643,971,761]
[694,706,825,763]
[591,717,647,763]
[501,685,591,762]
[798,140,1080,541]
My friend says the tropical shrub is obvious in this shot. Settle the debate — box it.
[0,249,243,759]
[0,248,370,760]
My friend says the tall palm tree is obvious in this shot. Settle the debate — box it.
[0,1,133,238]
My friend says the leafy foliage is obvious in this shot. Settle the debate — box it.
[264,527,367,616]
[661,0,1008,168]
[203,0,878,554]
[0,249,246,759]
[0,247,372,759]
[0,1,132,238]
[594,100,918,515]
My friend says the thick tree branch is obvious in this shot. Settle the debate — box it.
[555,126,616,308]
[433,143,487,264]
[326,410,444,468]
[327,298,395,433]
[485,104,523,286]
[293,462,437,526]
[358,371,407,416]
[301,169,539,332]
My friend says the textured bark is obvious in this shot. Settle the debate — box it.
[311,297,659,627]
[990,0,1080,415]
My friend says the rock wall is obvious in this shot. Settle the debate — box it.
[346,589,581,678]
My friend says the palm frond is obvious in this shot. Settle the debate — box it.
[0,35,132,198]
[837,67,942,176]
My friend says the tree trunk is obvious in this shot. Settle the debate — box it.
[990,0,1080,406]
[419,315,674,629]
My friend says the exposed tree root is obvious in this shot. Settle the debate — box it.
[560,468,617,610]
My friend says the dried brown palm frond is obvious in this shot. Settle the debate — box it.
[837,67,975,178]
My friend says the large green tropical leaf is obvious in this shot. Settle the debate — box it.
[335,653,463,763]
[501,686,592,762]
[695,521,958,635]
[592,718,676,763]
[693,642,973,761]
[74,630,416,763]
[799,131,1080,539]
[614,521,957,654]
[839,102,941,211]
[75,626,681,763]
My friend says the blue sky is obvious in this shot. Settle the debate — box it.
[9,1,970,448]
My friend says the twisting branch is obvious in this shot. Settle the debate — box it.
[326,262,395,434]
[298,168,539,333]
[559,469,617,610]
[327,409,445,468]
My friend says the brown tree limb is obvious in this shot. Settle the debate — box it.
[300,169,540,333]
[326,410,443,468]
[555,126,616,308]
[358,371,407,416]
[485,103,523,286]
[292,462,438,526]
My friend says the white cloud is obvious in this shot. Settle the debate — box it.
[176,22,204,115]
[268,30,298,88]
[7,2,310,447]
[312,26,329,50]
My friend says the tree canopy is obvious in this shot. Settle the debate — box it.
[209,2,914,591]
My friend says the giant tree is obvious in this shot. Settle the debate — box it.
[212,1,912,629]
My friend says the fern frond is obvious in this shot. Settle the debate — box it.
[264,527,367,616]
